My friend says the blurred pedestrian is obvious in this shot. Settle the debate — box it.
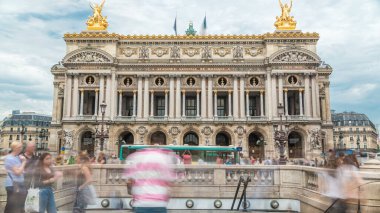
[123,148,175,213]
[327,149,337,169]
[97,152,106,164]
[22,141,39,189]
[4,141,27,213]
[35,153,63,213]
[73,152,97,212]
[336,152,345,167]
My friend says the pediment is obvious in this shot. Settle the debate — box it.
[63,48,114,64]
[269,48,321,64]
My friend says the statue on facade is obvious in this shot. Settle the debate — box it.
[87,0,108,30]
[233,46,243,59]
[170,46,181,59]
[201,45,212,60]
[309,128,322,150]
[63,130,74,149]
[274,0,297,30]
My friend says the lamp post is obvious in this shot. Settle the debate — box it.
[338,132,344,150]
[95,102,109,151]
[356,136,360,153]
[274,104,289,165]
[20,124,26,145]
[37,129,48,154]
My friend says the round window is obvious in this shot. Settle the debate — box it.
[250,77,259,86]
[155,77,165,86]
[288,75,298,84]
[124,77,133,86]
[187,77,196,86]
[218,77,227,86]
[85,76,95,85]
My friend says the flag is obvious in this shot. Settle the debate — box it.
[173,15,177,36]
[201,14,207,35]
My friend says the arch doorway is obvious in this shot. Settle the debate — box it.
[288,132,303,158]
[151,131,166,145]
[248,132,265,159]
[215,132,231,146]
[80,131,95,156]
[118,131,134,155]
[183,132,199,146]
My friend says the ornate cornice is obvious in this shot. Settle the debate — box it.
[64,32,319,41]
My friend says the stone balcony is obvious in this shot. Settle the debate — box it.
[1,164,380,212]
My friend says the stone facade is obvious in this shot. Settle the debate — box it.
[49,31,333,159]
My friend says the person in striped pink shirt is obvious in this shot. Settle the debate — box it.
[123,148,175,213]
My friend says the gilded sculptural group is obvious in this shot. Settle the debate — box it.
[274,0,297,30]
[87,0,108,30]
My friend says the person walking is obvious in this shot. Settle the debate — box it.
[123,148,175,213]
[74,152,96,212]
[22,141,39,188]
[4,141,27,213]
[35,153,63,213]
[96,152,106,164]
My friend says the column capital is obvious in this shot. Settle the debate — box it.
[95,89,99,93]
[284,88,288,92]
[182,90,186,94]
[214,90,217,94]
[260,90,265,94]
[196,90,201,94]
[299,88,304,92]
[228,90,232,94]
[133,90,137,94]
[118,90,123,94]
[246,90,250,95]
[79,88,84,92]
[165,90,169,94]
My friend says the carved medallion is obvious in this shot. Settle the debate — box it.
[183,47,200,57]
[169,127,181,136]
[214,47,231,57]
[152,47,169,57]
[170,46,181,59]
[139,46,150,59]
[137,126,147,136]
[121,47,137,57]
[245,47,263,57]
[201,126,213,136]
[234,126,246,137]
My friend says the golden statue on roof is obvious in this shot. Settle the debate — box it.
[274,0,297,30]
[86,0,108,31]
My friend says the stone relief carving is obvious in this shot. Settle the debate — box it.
[213,47,231,57]
[183,47,200,57]
[234,126,246,138]
[201,46,212,59]
[233,46,244,59]
[139,46,150,59]
[63,130,74,149]
[169,127,181,137]
[309,128,323,150]
[201,126,213,136]
[245,47,263,57]
[67,51,110,63]
[273,51,316,63]
[121,47,138,57]
[170,46,181,59]
[151,47,169,57]
[137,126,147,136]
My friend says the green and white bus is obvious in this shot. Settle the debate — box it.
[119,145,242,164]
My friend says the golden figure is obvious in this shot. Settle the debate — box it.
[274,0,297,30]
[86,0,108,31]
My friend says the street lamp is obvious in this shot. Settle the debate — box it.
[356,136,360,153]
[338,132,344,150]
[274,104,289,165]
[20,124,26,145]
[95,102,109,151]
[38,129,48,153]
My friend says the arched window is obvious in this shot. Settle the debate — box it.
[288,132,303,158]
[81,131,95,156]
[248,132,265,159]
[216,132,231,146]
[183,132,199,146]
[118,132,134,155]
[151,131,166,145]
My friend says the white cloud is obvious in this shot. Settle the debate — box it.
[0,0,379,124]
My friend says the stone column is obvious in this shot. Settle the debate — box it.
[233,77,239,118]
[316,78,321,118]
[321,97,327,121]
[52,82,59,122]
[143,77,150,118]
[118,90,122,116]
[324,82,332,122]
[311,75,317,118]
[168,77,174,118]
[176,78,181,118]
[150,90,154,117]
[284,89,289,116]
[299,89,304,116]
[201,77,207,118]
[246,91,250,117]
[228,91,232,117]
[304,74,311,117]
[64,74,72,117]
[137,77,143,118]
[110,72,117,119]
[99,74,105,104]
[214,90,218,117]
[105,74,112,117]
[239,77,246,118]
[94,89,99,116]
[278,74,284,105]
[57,97,63,122]
[271,74,278,117]
[72,75,79,116]
[196,90,200,117]
[208,77,213,118]
[182,90,186,117]
[79,89,84,116]
[165,90,168,117]
[133,90,137,117]
[260,90,264,117]
[265,71,272,119]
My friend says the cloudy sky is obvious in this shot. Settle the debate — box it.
[0,0,379,127]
